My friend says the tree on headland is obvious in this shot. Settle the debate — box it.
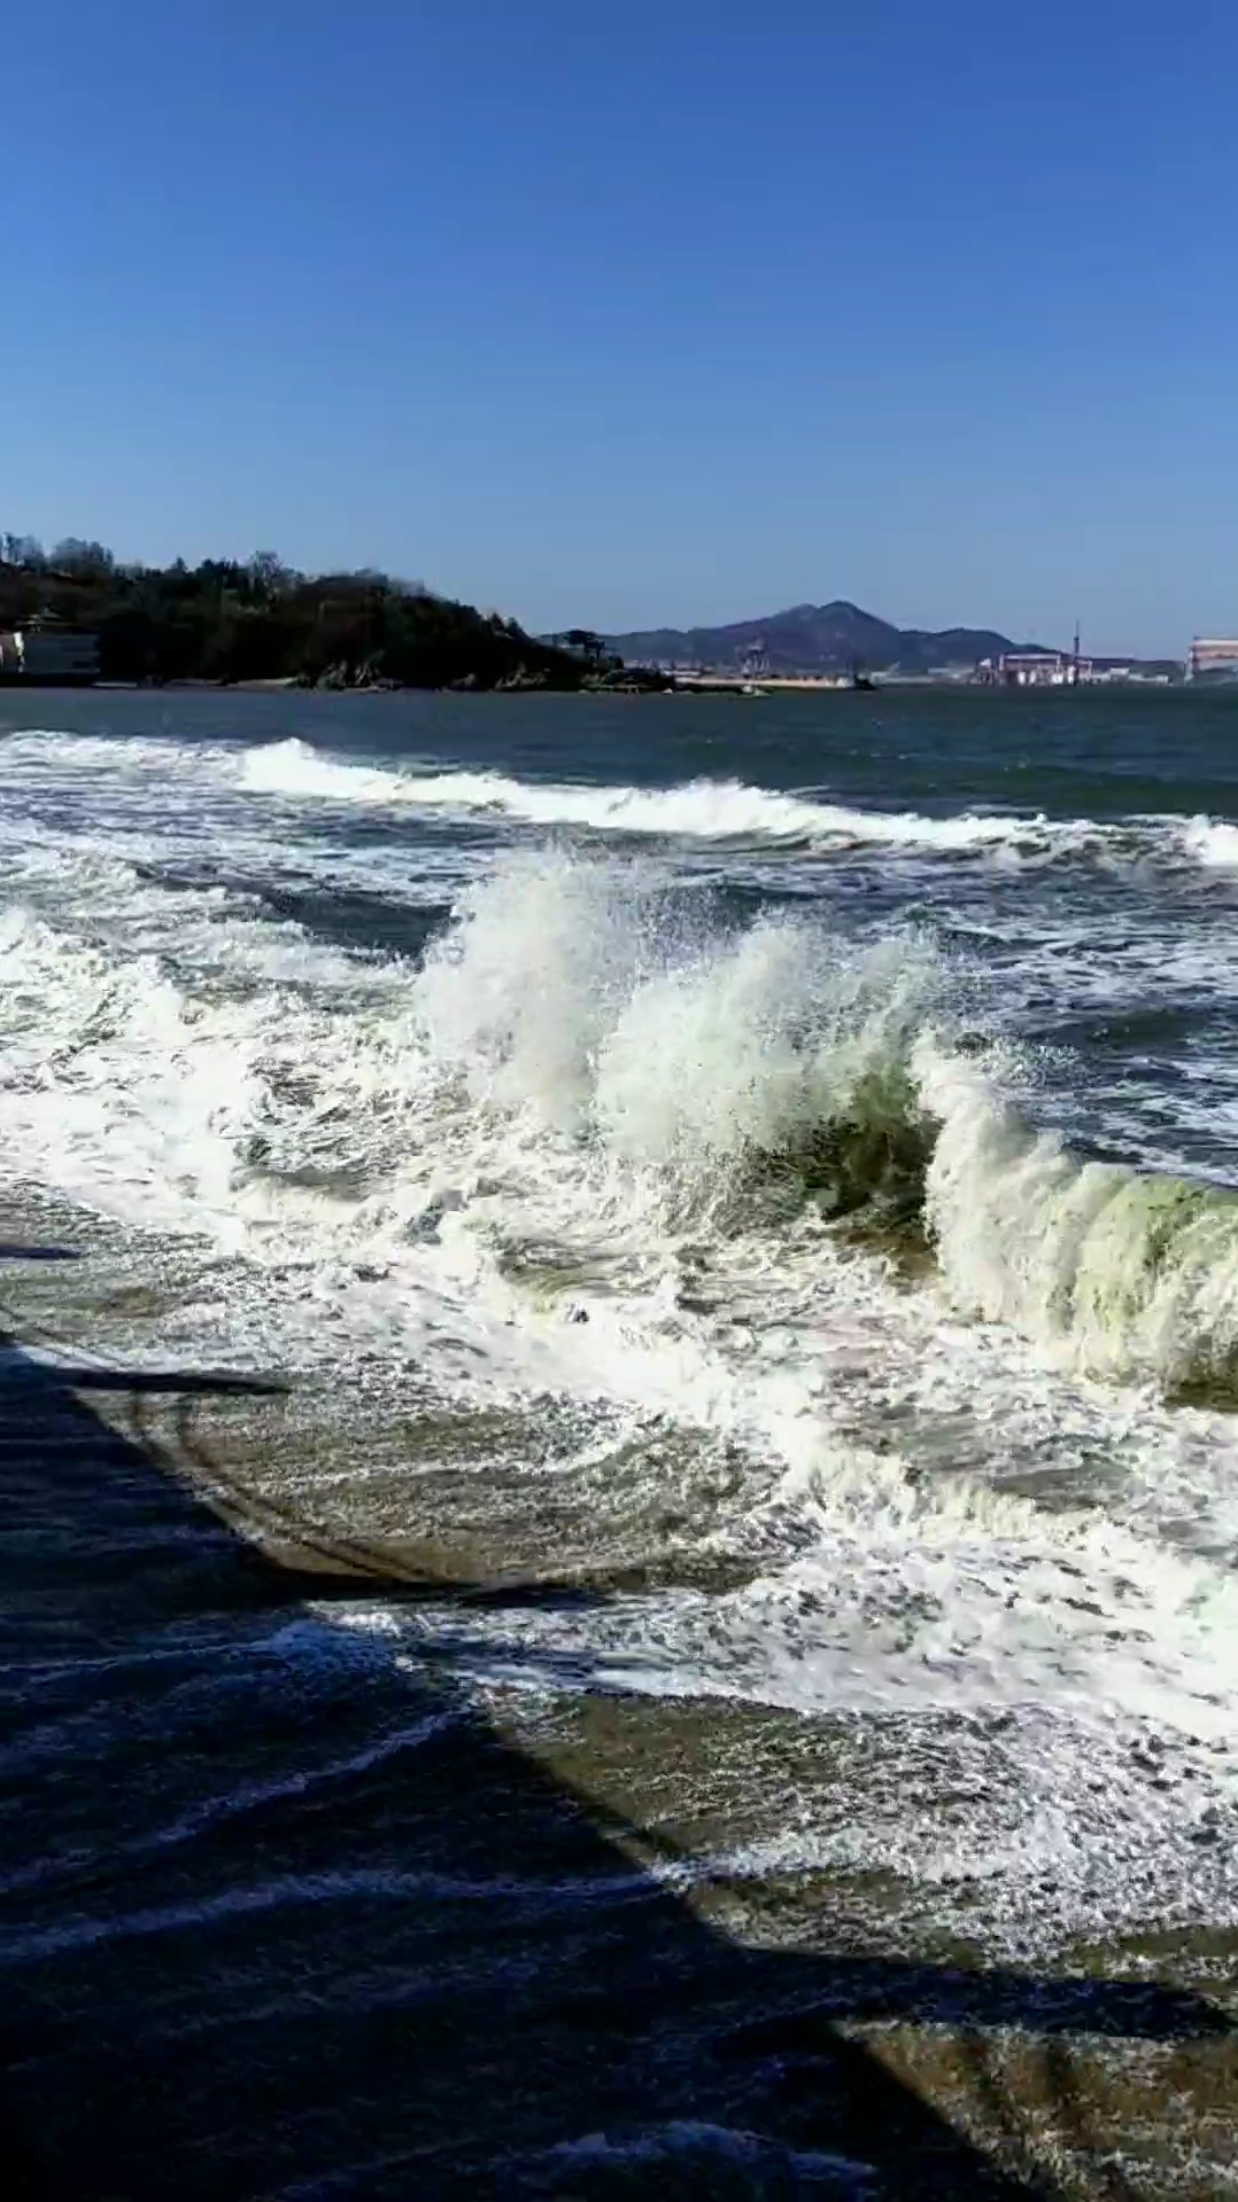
[246,550,290,602]
[51,539,115,580]
[0,541,647,691]
[2,534,45,568]
[547,627,625,674]
[548,627,605,660]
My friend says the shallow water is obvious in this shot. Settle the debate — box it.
[4,687,1238,2189]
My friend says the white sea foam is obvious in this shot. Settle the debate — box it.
[414,852,942,1179]
[1183,815,1238,868]
[239,736,1058,850]
[7,771,1238,1952]
[0,729,207,778]
[919,1041,1238,1389]
[228,745,1238,888]
[411,854,1238,1393]
[5,836,1237,1397]
[10,726,1235,881]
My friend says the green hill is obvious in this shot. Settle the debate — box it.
[0,539,595,691]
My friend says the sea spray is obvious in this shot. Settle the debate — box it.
[8,820,1238,1402]
[918,1040,1238,1391]
[1183,815,1238,869]
[418,856,1238,1392]
[411,852,655,1133]
[413,851,944,1222]
[591,918,940,1224]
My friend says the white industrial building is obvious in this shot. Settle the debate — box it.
[0,614,100,684]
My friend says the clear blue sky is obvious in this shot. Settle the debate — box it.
[5,0,1235,653]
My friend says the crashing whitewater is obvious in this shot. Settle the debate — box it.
[5,836,1238,1396]
[410,851,1238,1400]
[8,824,1238,1953]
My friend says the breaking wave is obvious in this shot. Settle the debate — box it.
[921,1046,1238,1393]
[415,854,1238,1394]
[239,737,1063,852]
[4,806,1238,1401]
[414,854,939,1221]
[9,729,1238,880]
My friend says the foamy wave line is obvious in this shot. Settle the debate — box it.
[14,730,1237,873]
[13,728,1238,882]
[239,738,1051,851]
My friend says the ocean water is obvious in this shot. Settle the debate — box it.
[4,686,1238,2186]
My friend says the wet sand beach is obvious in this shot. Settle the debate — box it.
[1,1207,1236,2199]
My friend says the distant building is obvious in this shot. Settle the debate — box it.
[975,650,1090,688]
[1187,638,1238,682]
[0,613,100,685]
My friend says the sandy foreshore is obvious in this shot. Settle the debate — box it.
[0,1192,1235,2197]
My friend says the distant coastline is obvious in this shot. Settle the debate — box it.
[602,599,1187,687]
[0,540,669,695]
[0,544,1194,694]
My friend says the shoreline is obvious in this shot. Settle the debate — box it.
[0,1188,1234,2196]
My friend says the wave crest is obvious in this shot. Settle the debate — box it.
[418,853,1238,1393]
[239,739,1055,853]
[919,1044,1238,1393]
[414,853,943,1225]
[11,730,1238,879]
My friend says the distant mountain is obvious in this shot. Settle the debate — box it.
[603,600,1045,676]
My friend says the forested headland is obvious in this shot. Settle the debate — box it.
[0,536,655,691]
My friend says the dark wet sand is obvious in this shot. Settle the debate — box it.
[0,1205,1235,2198]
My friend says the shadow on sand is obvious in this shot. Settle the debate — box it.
[0,1244,80,1264]
[0,1242,1228,2199]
